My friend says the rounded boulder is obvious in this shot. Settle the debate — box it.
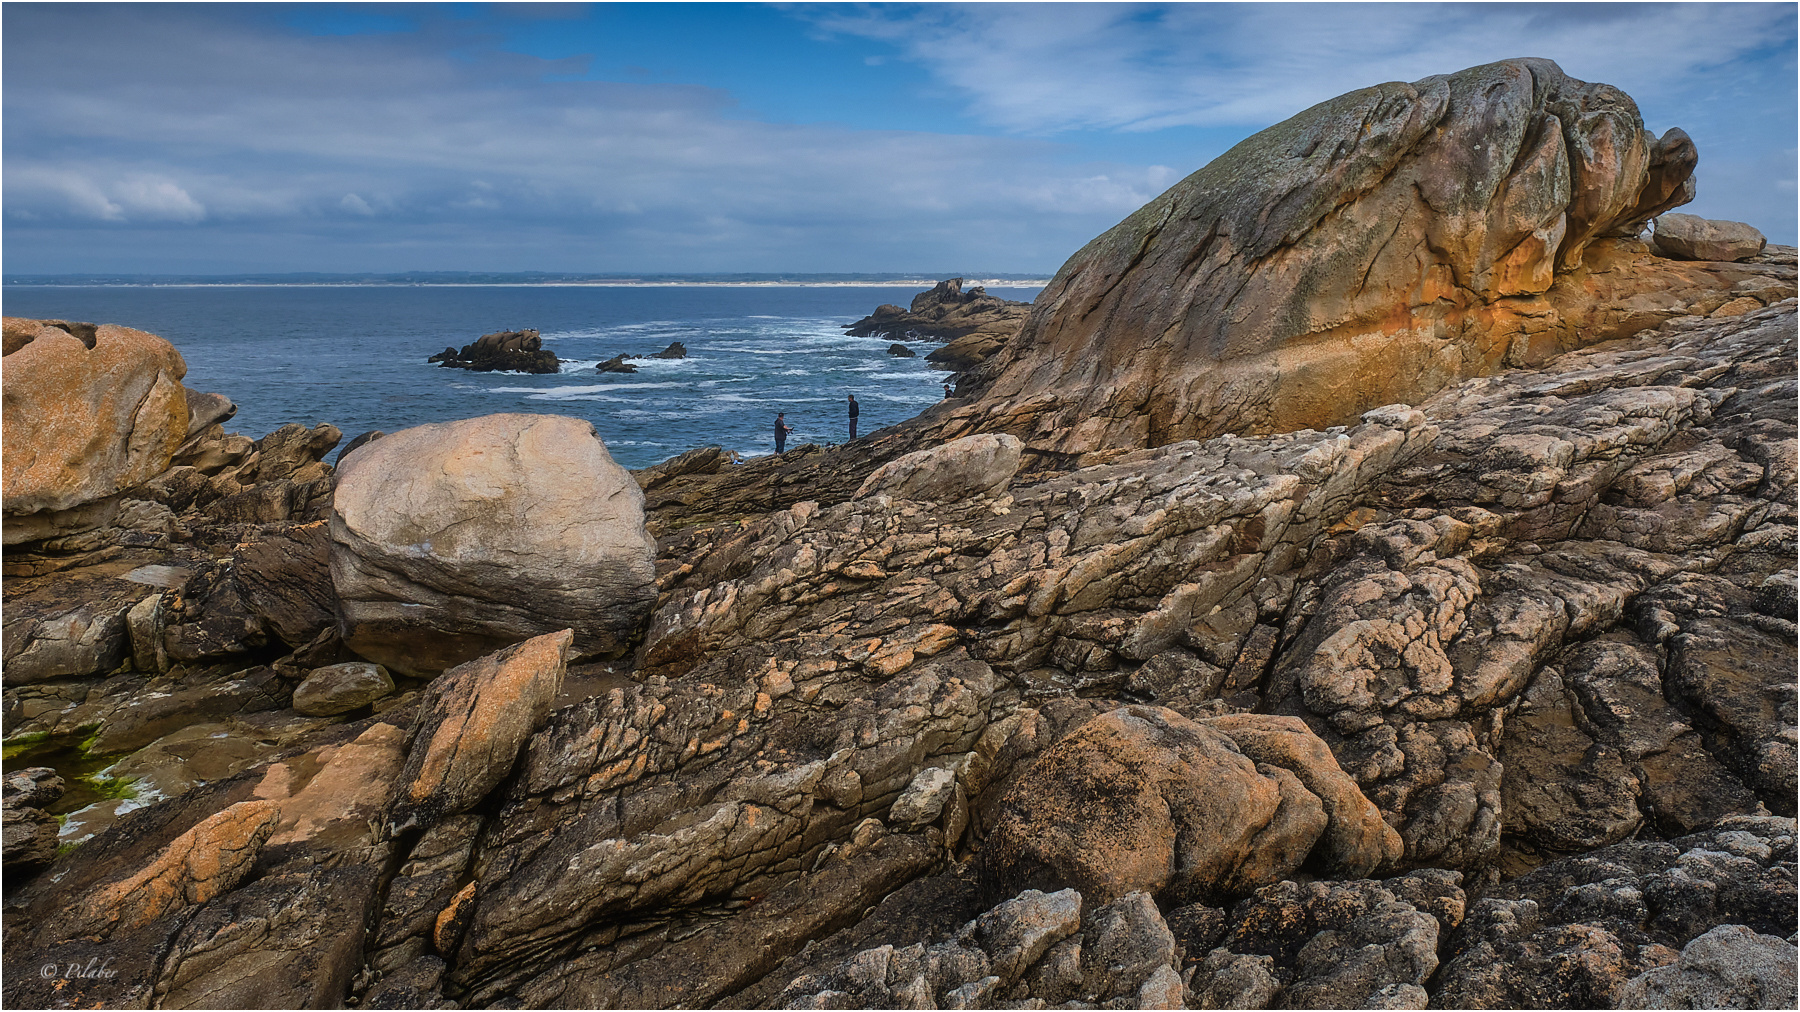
[292,661,394,716]
[983,706,1392,906]
[2,318,188,529]
[329,413,656,675]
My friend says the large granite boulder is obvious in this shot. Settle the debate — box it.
[2,318,189,542]
[330,413,655,674]
[1654,213,1768,262]
[983,706,1397,905]
[935,58,1713,454]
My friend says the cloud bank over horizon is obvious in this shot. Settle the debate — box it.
[5,2,1794,275]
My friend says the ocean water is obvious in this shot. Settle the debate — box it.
[1,284,1041,470]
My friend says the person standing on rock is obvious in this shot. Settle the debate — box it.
[774,412,793,454]
[847,394,859,441]
[943,382,953,399]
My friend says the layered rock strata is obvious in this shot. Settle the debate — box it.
[3,294,1792,1010]
[4,60,1796,1012]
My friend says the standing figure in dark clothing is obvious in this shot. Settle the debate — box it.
[943,382,953,399]
[846,394,859,441]
[774,411,793,454]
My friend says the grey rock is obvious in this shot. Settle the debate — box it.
[1614,923,1798,1010]
[855,432,1024,501]
[293,661,394,716]
[890,765,958,826]
[1655,213,1768,262]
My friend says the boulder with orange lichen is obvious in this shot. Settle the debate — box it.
[2,317,189,543]
[926,59,1768,456]
[386,628,573,834]
[982,705,1392,905]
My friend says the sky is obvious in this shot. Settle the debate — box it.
[4,2,1795,275]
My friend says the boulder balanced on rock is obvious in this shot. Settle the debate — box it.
[329,413,656,675]
[1653,212,1768,262]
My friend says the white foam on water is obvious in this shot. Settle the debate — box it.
[864,371,948,381]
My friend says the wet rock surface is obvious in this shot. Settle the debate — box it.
[844,279,1033,371]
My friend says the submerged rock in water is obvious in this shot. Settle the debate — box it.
[846,279,1031,372]
[330,413,656,674]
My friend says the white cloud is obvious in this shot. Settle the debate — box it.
[2,3,1791,270]
[806,3,1794,134]
[5,167,205,223]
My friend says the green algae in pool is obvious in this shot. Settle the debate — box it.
[4,731,142,848]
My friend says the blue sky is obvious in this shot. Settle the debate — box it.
[4,2,1794,274]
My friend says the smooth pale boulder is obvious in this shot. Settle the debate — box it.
[2,318,188,541]
[854,433,1023,501]
[932,59,1708,454]
[330,413,656,674]
[1653,213,1768,262]
[293,661,394,716]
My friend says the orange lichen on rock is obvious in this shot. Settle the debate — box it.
[2,318,189,518]
[74,799,279,938]
[388,629,572,833]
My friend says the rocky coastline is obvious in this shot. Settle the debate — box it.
[4,58,1796,1011]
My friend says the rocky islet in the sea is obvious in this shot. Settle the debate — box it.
[3,57,1796,1010]
[428,328,560,374]
[844,277,1034,373]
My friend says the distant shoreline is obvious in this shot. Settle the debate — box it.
[4,276,1051,290]
[1,281,1050,290]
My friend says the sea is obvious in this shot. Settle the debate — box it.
[1,283,1043,470]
